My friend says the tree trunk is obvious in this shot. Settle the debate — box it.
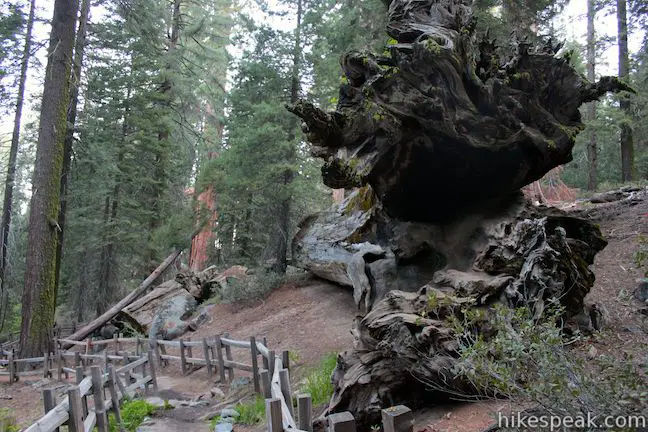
[0,0,36,330]
[19,0,79,358]
[617,0,634,182]
[55,0,91,298]
[586,0,598,191]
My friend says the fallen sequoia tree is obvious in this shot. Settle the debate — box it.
[287,0,631,428]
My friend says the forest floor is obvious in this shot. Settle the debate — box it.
[2,190,648,432]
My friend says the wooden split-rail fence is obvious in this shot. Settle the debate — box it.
[262,355,415,432]
[24,352,158,432]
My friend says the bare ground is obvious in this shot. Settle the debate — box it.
[2,192,647,431]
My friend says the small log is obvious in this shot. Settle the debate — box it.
[261,369,272,398]
[266,398,283,432]
[282,350,290,371]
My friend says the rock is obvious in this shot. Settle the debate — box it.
[229,376,251,389]
[589,191,628,204]
[635,278,648,303]
[167,399,208,408]
[621,326,643,333]
[215,423,233,432]
[221,408,240,419]
[210,387,226,399]
[586,346,598,360]
[145,397,169,408]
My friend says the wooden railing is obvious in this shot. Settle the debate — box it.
[262,356,414,432]
[24,351,157,432]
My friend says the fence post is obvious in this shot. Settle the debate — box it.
[262,336,269,371]
[68,386,85,432]
[136,337,141,356]
[91,366,109,432]
[179,338,187,375]
[261,369,272,398]
[7,351,15,384]
[250,336,260,393]
[107,365,124,428]
[214,335,226,383]
[282,350,290,371]
[147,350,158,393]
[76,367,88,417]
[279,369,294,417]
[74,351,81,368]
[328,412,356,432]
[158,340,168,366]
[57,351,63,381]
[43,351,50,378]
[186,337,193,359]
[104,349,109,372]
[381,406,414,432]
[266,398,283,432]
[223,333,234,382]
[268,350,276,378]
[297,393,313,432]
[113,334,119,355]
[43,388,60,432]
[86,339,92,356]
[202,338,213,377]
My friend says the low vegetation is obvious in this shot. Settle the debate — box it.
[301,352,338,406]
[448,304,648,427]
[0,408,19,432]
[108,399,156,432]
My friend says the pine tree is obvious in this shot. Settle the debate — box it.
[586,0,598,190]
[617,0,635,181]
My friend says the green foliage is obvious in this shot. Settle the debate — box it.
[450,304,648,424]
[108,399,156,432]
[219,272,286,303]
[301,352,338,406]
[0,408,19,432]
[235,395,266,425]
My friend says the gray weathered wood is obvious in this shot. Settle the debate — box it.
[266,398,283,432]
[91,366,109,432]
[74,352,81,368]
[220,337,252,349]
[297,393,313,432]
[106,366,123,430]
[8,351,15,384]
[57,351,63,381]
[43,351,49,378]
[76,367,88,417]
[261,369,272,398]
[279,369,294,417]
[282,350,290,371]
[262,337,270,369]
[381,405,414,432]
[186,337,193,359]
[214,335,226,383]
[179,338,187,375]
[43,388,59,432]
[147,350,158,393]
[268,350,276,378]
[223,333,234,381]
[328,412,356,432]
[250,336,260,393]
[68,386,85,432]
[202,338,213,377]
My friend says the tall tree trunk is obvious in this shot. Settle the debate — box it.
[55,0,91,297]
[19,0,79,357]
[617,0,634,182]
[270,0,302,274]
[149,0,181,264]
[0,0,36,330]
[586,0,598,191]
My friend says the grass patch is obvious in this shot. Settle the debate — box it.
[108,399,156,432]
[301,352,338,406]
[0,408,19,432]
[236,395,266,425]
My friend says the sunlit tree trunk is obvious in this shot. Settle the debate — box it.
[586,0,598,191]
[617,0,634,181]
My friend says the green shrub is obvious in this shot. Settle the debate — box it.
[301,352,338,406]
[0,408,19,432]
[449,304,648,427]
[108,399,156,432]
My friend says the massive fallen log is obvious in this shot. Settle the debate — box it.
[287,0,629,429]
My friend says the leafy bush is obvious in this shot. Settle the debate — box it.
[0,408,19,432]
[108,399,156,432]
[449,304,648,427]
[301,352,338,406]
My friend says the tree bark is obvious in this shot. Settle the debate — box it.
[0,0,36,330]
[19,0,79,357]
[617,0,634,182]
[55,0,91,300]
[587,0,598,191]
